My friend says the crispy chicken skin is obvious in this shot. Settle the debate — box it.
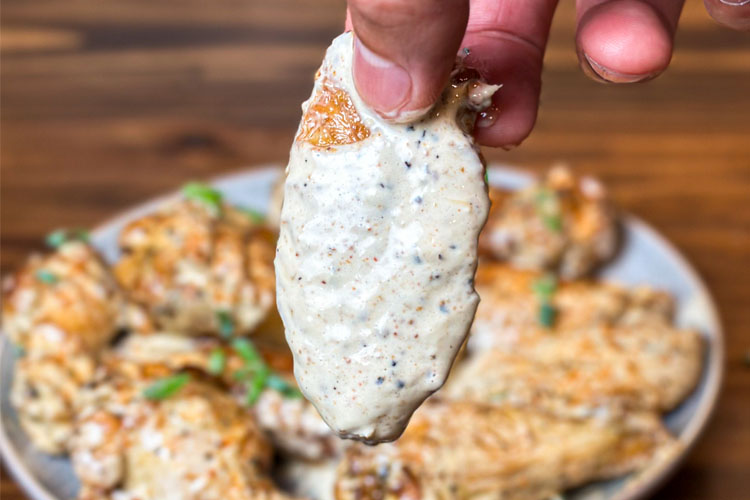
[111,332,340,461]
[468,263,676,352]
[462,263,703,415]
[334,399,676,500]
[114,199,276,337]
[447,324,703,418]
[71,361,293,500]
[479,166,618,278]
[2,241,126,453]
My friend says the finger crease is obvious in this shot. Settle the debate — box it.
[466,27,545,58]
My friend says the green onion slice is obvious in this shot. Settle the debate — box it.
[142,373,190,400]
[231,338,262,367]
[45,228,90,249]
[532,274,557,300]
[246,365,270,405]
[182,182,223,215]
[35,269,59,284]
[207,348,226,375]
[216,311,235,338]
[266,373,302,398]
[238,207,266,224]
[538,302,557,329]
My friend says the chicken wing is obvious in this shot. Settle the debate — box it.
[479,166,618,278]
[71,361,294,500]
[334,399,676,500]
[114,197,276,337]
[2,241,126,453]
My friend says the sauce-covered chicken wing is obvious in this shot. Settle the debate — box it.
[277,32,496,443]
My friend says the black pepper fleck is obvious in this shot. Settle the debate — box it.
[414,196,423,204]
[405,161,412,168]
[391,360,397,367]
[376,377,384,385]
[438,254,443,260]
[396,380,406,389]
[413,256,422,264]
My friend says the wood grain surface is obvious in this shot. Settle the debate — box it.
[2,0,749,498]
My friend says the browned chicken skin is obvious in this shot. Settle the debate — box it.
[335,399,676,500]
[479,166,618,279]
[457,263,703,418]
[2,242,128,453]
[71,360,295,500]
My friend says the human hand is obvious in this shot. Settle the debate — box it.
[346,0,750,148]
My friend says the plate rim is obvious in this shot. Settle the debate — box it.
[0,164,725,500]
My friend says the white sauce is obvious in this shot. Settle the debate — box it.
[276,32,494,443]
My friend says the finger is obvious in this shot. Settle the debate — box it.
[703,0,750,31]
[576,0,684,83]
[462,0,559,147]
[347,0,469,122]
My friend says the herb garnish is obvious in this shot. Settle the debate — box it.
[182,182,223,216]
[35,269,59,285]
[230,338,302,405]
[207,348,226,375]
[534,188,563,233]
[238,207,266,224]
[266,373,302,398]
[143,373,191,400]
[216,310,235,338]
[12,344,26,359]
[484,169,489,185]
[532,274,558,328]
[45,228,90,249]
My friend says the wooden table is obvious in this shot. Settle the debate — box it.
[2,0,749,498]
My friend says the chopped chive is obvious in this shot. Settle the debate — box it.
[207,348,226,375]
[45,229,67,249]
[12,344,26,359]
[216,311,234,338]
[534,188,563,233]
[35,269,59,285]
[246,365,270,405]
[532,274,557,300]
[232,367,255,381]
[182,182,222,216]
[538,302,557,329]
[142,373,190,400]
[45,228,89,249]
[542,214,563,232]
[484,169,489,185]
[266,373,302,398]
[238,207,266,224]
[231,338,262,366]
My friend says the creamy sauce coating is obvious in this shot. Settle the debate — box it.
[276,32,494,443]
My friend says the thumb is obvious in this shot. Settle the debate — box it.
[347,0,469,123]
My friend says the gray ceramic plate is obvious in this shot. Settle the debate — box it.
[0,166,724,500]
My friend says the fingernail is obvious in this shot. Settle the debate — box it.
[476,105,500,129]
[580,51,658,84]
[352,36,412,119]
[719,0,750,6]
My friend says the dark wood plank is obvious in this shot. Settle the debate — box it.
[2,1,749,499]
